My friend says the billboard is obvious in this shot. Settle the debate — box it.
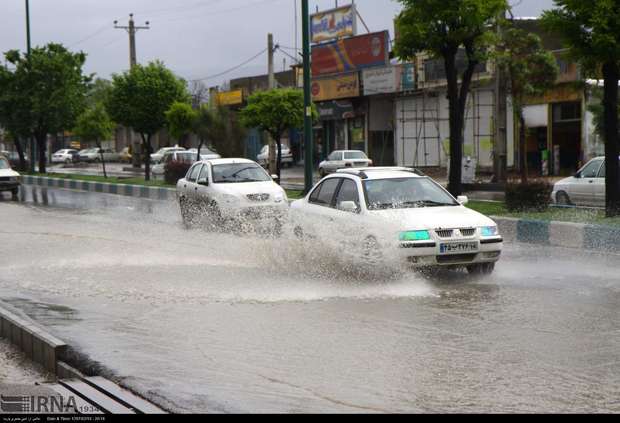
[363,65,402,96]
[311,72,359,102]
[311,4,357,44]
[215,89,243,106]
[312,31,389,77]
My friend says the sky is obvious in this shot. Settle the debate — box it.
[1,0,555,87]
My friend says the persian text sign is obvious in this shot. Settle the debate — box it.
[312,31,389,77]
[311,73,359,102]
[215,89,243,106]
[311,4,357,43]
[362,65,401,96]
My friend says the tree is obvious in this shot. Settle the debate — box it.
[0,66,29,170]
[2,44,89,173]
[240,89,314,180]
[494,25,559,182]
[588,86,620,140]
[106,61,189,181]
[166,101,197,148]
[542,1,620,217]
[73,103,115,178]
[394,0,508,196]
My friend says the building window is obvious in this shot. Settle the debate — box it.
[552,102,581,123]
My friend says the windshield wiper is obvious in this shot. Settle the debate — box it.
[402,200,455,207]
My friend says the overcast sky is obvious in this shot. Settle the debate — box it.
[1,0,555,87]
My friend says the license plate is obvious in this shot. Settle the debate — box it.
[440,242,479,255]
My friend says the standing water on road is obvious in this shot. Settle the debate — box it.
[1,187,619,413]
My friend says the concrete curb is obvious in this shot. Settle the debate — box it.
[22,175,176,201]
[0,300,67,375]
[493,216,620,253]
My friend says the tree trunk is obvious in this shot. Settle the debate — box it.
[35,133,47,174]
[275,134,282,184]
[268,138,277,175]
[13,137,26,171]
[142,133,153,181]
[519,112,528,183]
[96,140,107,179]
[197,139,204,162]
[602,61,620,217]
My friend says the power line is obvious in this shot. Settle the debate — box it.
[190,48,268,82]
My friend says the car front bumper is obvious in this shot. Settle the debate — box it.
[398,237,503,267]
[0,180,20,191]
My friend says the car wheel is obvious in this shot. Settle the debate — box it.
[556,191,572,206]
[65,158,71,165]
[179,198,192,228]
[467,262,495,276]
[11,187,19,199]
[362,235,382,265]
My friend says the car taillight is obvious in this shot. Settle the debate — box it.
[345,163,352,167]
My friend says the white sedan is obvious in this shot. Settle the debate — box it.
[319,150,373,177]
[551,156,616,207]
[0,155,21,196]
[176,158,288,232]
[290,167,503,274]
[257,145,294,168]
[51,149,79,164]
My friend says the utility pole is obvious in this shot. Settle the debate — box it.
[302,0,314,193]
[114,14,149,168]
[114,14,149,69]
[25,0,35,173]
[267,33,277,175]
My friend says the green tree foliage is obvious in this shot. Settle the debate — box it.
[240,89,315,179]
[106,61,189,180]
[588,87,620,139]
[494,25,559,182]
[208,106,246,159]
[0,65,29,170]
[165,101,197,148]
[73,103,115,178]
[394,0,508,196]
[2,43,90,173]
[542,0,620,216]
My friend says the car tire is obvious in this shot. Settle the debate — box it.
[467,262,495,276]
[556,191,572,206]
[362,235,382,265]
[11,187,19,198]
[65,158,71,165]
[179,198,192,228]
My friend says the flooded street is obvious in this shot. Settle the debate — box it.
[1,186,619,413]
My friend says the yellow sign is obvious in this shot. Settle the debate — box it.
[311,73,359,102]
[215,89,243,106]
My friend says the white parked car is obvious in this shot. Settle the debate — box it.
[176,158,288,231]
[319,150,373,177]
[551,156,618,207]
[290,167,503,274]
[78,148,119,163]
[51,149,79,164]
[0,155,21,196]
[152,150,219,176]
[257,145,294,168]
[151,146,186,164]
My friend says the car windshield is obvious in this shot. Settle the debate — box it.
[344,152,367,160]
[212,163,271,184]
[0,158,9,169]
[364,177,458,210]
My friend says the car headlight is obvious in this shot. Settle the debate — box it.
[221,194,241,205]
[481,226,498,237]
[274,192,286,203]
[399,230,431,241]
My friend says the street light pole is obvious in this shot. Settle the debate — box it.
[302,0,314,194]
[25,0,35,173]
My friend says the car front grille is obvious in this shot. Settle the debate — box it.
[436,229,454,238]
[247,193,270,202]
[436,254,477,264]
[435,228,476,238]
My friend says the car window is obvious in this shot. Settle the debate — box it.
[212,163,271,183]
[344,151,367,160]
[198,165,209,183]
[187,164,202,182]
[328,152,341,161]
[0,158,9,169]
[364,177,458,210]
[580,160,603,178]
[309,178,341,207]
[335,179,360,209]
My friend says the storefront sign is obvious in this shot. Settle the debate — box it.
[363,65,401,96]
[401,63,416,91]
[312,31,389,77]
[311,4,357,43]
[312,73,359,102]
[317,100,355,120]
[215,89,243,106]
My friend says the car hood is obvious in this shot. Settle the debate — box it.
[213,181,285,197]
[554,176,575,188]
[0,168,20,177]
[370,206,497,231]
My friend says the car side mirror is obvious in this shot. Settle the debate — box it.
[271,174,280,181]
[338,201,359,213]
[574,172,582,178]
[198,178,209,186]
[457,195,469,205]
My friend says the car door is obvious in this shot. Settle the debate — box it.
[195,163,213,206]
[182,163,203,203]
[300,178,343,236]
[331,177,365,240]
[594,160,607,207]
[570,159,603,205]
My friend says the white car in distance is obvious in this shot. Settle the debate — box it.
[551,156,619,207]
[152,150,220,176]
[51,149,79,164]
[290,167,503,274]
[151,146,186,164]
[0,155,20,197]
[257,145,294,168]
[176,158,288,232]
[319,150,373,177]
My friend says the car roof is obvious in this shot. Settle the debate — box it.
[199,158,255,166]
[335,167,425,180]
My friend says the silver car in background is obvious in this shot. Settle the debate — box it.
[551,156,619,207]
[319,150,373,177]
